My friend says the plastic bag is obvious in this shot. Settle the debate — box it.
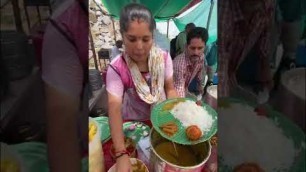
[89,117,105,172]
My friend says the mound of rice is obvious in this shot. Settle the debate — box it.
[218,103,302,171]
[170,100,214,133]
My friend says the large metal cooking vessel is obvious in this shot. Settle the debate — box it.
[150,129,211,172]
[270,68,305,131]
[204,85,217,110]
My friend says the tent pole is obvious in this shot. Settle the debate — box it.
[111,17,117,41]
[11,0,24,33]
[206,0,215,31]
[167,19,170,38]
[89,30,99,70]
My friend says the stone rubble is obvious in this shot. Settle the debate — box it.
[89,0,122,61]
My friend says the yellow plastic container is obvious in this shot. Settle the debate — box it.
[89,117,105,172]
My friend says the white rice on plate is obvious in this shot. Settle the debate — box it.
[170,100,214,133]
[218,103,302,171]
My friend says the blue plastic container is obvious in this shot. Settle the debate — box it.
[296,44,306,67]
[213,73,218,85]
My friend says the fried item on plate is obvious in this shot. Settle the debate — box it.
[186,125,202,141]
[234,162,264,172]
[159,121,178,136]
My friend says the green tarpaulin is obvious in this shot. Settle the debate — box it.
[173,0,217,44]
[101,0,192,20]
[101,0,218,42]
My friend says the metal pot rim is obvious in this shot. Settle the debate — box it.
[281,67,306,100]
[281,67,306,84]
[206,85,217,99]
[149,129,212,169]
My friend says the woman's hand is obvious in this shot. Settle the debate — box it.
[115,154,131,172]
[108,92,129,171]
[165,77,179,99]
[196,94,203,106]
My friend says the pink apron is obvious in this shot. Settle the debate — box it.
[109,53,168,121]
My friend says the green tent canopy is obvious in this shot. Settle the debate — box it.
[100,0,218,42]
[173,0,217,44]
[101,0,192,20]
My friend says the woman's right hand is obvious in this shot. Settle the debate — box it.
[116,154,131,172]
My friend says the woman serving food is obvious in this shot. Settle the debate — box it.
[106,3,178,172]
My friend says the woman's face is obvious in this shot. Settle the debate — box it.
[122,20,153,63]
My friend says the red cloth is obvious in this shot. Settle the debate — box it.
[102,120,216,171]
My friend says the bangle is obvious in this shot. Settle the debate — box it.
[114,149,127,154]
[115,151,130,159]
